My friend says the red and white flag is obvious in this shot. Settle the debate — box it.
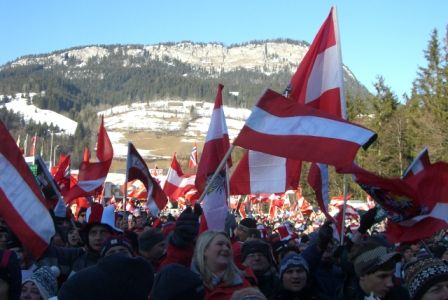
[287,7,348,225]
[308,163,334,222]
[126,142,167,216]
[53,154,71,193]
[288,7,346,118]
[230,150,301,195]
[29,134,37,157]
[196,84,231,231]
[188,143,198,169]
[0,121,55,258]
[388,161,448,243]
[233,89,376,167]
[63,116,113,203]
[402,147,431,179]
[163,153,197,201]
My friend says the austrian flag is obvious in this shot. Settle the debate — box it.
[233,89,376,167]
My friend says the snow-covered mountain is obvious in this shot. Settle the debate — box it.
[4,41,356,81]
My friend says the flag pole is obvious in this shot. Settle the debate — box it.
[225,164,231,208]
[340,175,349,245]
[333,5,349,246]
[198,145,235,204]
[123,142,131,212]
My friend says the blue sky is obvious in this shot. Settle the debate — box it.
[1,1,446,100]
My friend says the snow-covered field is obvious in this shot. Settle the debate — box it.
[2,93,253,161]
[99,99,251,159]
[2,93,78,135]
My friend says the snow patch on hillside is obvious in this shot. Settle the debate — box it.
[1,93,78,135]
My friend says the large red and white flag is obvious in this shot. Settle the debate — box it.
[287,7,347,223]
[196,84,231,231]
[63,116,113,203]
[288,7,346,118]
[163,153,197,201]
[188,143,198,169]
[0,121,55,258]
[126,142,167,216]
[388,161,448,242]
[230,150,301,195]
[402,147,431,179]
[340,161,448,243]
[233,89,376,167]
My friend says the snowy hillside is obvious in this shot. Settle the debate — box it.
[99,99,252,159]
[1,93,78,135]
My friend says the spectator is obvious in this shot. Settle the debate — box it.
[58,255,154,300]
[193,231,252,299]
[72,204,122,273]
[151,264,204,300]
[241,240,277,298]
[272,253,316,300]
[20,266,59,300]
[338,239,409,300]
[138,228,166,269]
[404,257,448,300]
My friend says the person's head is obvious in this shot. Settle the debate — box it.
[242,240,272,275]
[128,215,136,229]
[21,266,59,300]
[194,231,239,289]
[405,257,448,300]
[401,243,415,263]
[100,237,134,258]
[67,227,82,247]
[235,218,257,242]
[151,264,204,300]
[81,204,122,253]
[138,229,166,263]
[278,253,309,293]
[77,208,87,223]
[351,241,401,298]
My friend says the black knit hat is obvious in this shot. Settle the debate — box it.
[405,257,448,300]
[151,264,204,300]
[100,237,134,257]
[239,218,257,230]
[138,229,165,252]
[241,240,271,263]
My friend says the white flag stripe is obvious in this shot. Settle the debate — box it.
[166,170,195,187]
[77,177,107,192]
[305,45,342,103]
[399,203,448,227]
[318,163,330,209]
[0,154,54,242]
[205,107,228,143]
[246,106,373,145]
[249,151,286,193]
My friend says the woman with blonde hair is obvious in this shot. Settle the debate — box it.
[193,231,253,300]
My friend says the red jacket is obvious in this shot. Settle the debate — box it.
[158,242,194,271]
[205,275,252,300]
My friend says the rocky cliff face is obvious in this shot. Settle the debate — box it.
[8,41,355,81]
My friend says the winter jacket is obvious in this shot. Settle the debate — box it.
[204,272,253,300]
[58,255,154,300]
[71,250,100,273]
